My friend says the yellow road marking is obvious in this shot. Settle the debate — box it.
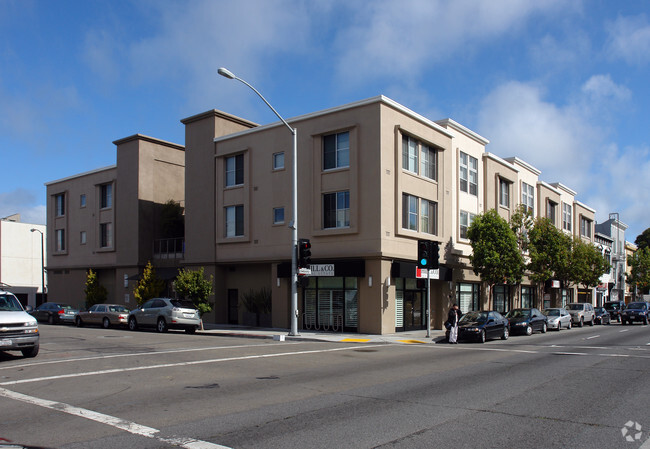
[398,339,426,344]
[341,338,371,343]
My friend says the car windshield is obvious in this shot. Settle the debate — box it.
[0,294,25,312]
[627,302,645,309]
[58,304,74,310]
[108,306,128,313]
[460,311,488,324]
[543,309,560,316]
[605,303,621,310]
[170,300,195,309]
[594,307,605,313]
[506,309,530,318]
[566,304,583,310]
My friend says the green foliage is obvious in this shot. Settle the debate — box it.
[161,200,185,238]
[509,204,534,253]
[527,218,572,284]
[467,209,525,286]
[570,238,611,289]
[240,287,272,315]
[634,228,650,251]
[84,269,107,308]
[628,247,650,294]
[174,267,214,315]
[133,261,165,306]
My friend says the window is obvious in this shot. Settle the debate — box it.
[100,184,112,209]
[304,277,358,331]
[323,191,350,229]
[493,285,510,314]
[460,210,476,239]
[323,131,349,170]
[459,152,478,195]
[55,229,65,251]
[273,207,284,225]
[562,202,572,231]
[273,152,284,170]
[521,286,534,309]
[80,231,87,245]
[499,178,510,208]
[225,154,244,187]
[457,283,480,313]
[80,194,86,208]
[402,193,438,234]
[547,200,557,223]
[402,135,438,180]
[100,223,112,248]
[55,193,65,217]
[521,182,534,214]
[580,216,592,238]
[225,205,244,237]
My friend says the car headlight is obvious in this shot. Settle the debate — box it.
[24,320,37,327]
[515,322,526,326]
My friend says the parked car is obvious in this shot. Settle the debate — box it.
[604,300,626,323]
[593,307,611,325]
[0,291,39,357]
[620,302,650,325]
[30,302,78,324]
[543,308,572,330]
[457,311,509,343]
[565,303,595,327]
[505,308,548,335]
[127,298,200,333]
[75,304,130,329]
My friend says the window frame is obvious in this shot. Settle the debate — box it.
[402,193,438,235]
[100,222,113,248]
[225,205,244,237]
[273,207,285,225]
[323,131,350,171]
[225,154,244,187]
[499,178,510,208]
[580,216,592,238]
[55,193,65,217]
[273,152,284,170]
[459,210,476,240]
[100,184,112,209]
[55,229,65,251]
[323,191,350,229]
[459,152,478,195]
[562,202,572,232]
[521,182,534,214]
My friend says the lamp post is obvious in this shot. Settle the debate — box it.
[30,228,46,304]
[218,67,299,336]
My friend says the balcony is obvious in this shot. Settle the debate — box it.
[153,238,184,260]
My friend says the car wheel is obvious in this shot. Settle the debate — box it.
[21,345,39,358]
[567,320,572,329]
[617,316,621,323]
[589,317,595,326]
[541,323,547,333]
[102,317,111,329]
[75,316,83,327]
[157,317,168,333]
[644,317,649,325]
[185,327,196,334]
[501,327,509,340]
[557,321,561,331]
[525,325,533,336]
[479,330,486,343]
[579,317,584,328]
[47,314,54,325]
[128,316,138,331]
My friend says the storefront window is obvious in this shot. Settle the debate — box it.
[303,277,358,332]
[493,285,510,314]
[457,283,480,313]
[395,278,425,331]
[521,286,534,309]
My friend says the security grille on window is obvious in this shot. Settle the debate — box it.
[459,152,478,195]
[323,131,349,170]
[323,191,350,229]
[225,205,244,237]
[225,154,244,187]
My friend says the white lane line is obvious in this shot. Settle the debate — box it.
[586,335,600,340]
[0,387,229,449]
[0,344,384,386]
[620,329,630,332]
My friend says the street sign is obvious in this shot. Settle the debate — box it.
[298,268,312,276]
[415,267,439,279]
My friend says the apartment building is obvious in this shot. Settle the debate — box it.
[595,214,628,302]
[45,95,600,334]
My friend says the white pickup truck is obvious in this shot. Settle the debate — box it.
[0,290,40,357]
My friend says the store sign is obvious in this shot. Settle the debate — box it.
[310,264,335,277]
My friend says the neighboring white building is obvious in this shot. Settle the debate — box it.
[0,215,47,307]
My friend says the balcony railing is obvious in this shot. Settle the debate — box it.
[153,238,184,259]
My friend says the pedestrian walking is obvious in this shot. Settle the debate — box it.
[447,304,460,344]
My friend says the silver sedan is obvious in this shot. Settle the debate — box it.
[543,308,572,330]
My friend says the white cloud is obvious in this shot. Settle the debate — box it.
[0,189,45,225]
[581,74,631,103]
[605,14,650,65]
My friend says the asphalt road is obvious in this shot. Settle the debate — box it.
[0,322,649,449]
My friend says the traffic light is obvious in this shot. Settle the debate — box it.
[430,241,440,269]
[417,240,430,268]
[298,238,311,269]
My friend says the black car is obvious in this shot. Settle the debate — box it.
[620,302,650,325]
[458,311,509,343]
[29,302,78,324]
[594,307,611,325]
[505,308,548,335]
[604,300,626,323]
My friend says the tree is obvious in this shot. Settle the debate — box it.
[133,261,165,306]
[174,267,214,315]
[84,269,107,308]
[570,238,611,289]
[468,209,525,302]
[627,247,650,295]
[509,204,534,254]
[634,228,650,251]
[161,200,185,238]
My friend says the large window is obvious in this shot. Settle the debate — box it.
[580,216,592,238]
[459,152,478,195]
[323,131,349,170]
[303,277,357,332]
[562,202,572,231]
[100,184,112,209]
[459,210,475,239]
[55,193,65,217]
[403,135,437,181]
[225,154,244,187]
[457,283,480,313]
[402,193,437,234]
[55,229,65,251]
[493,285,510,314]
[499,178,510,208]
[521,182,534,214]
[547,200,557,223]
[100,222,113,248]
[521,286,534,308]
[323,191,349,229]
[225,205,244,237]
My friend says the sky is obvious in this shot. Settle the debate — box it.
[1,0,649,241]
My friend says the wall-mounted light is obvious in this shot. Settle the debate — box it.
[277,278,281,287]
[368,275,373,287]
[385,277,391,287]
[124,274,129,288]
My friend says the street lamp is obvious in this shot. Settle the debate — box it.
[30,228,46,304]
[218,67,300,336]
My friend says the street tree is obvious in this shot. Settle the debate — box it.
[133,261,165,306]
[634,228,650,251]
[627,247,650,295]
[84,269,107,308]
[174,267,214,315]
[468,209,525,303]
[509,204,534,254]
[570,238,611,289]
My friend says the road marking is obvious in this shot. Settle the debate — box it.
[586,335,600,340]
[341,338,371,343]
[620,329,630,332]
[0,344,385,386]
[0,387,229,449]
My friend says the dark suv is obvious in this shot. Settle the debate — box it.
[604,300,626,323]
[620,302,649,325]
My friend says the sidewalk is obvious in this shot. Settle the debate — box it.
[199,323,448,344]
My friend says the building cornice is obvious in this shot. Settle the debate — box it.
[181,109,258,128]
[112,134,184,151]
[573,200,596,214]
[483,152,519,172]
[550,182,577,196]
[45,165,117,186]
[435,118,490,145]
[503,156,541,175]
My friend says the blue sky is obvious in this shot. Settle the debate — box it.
[1,0,649,241]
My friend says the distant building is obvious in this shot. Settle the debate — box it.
[595,214,628,302]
